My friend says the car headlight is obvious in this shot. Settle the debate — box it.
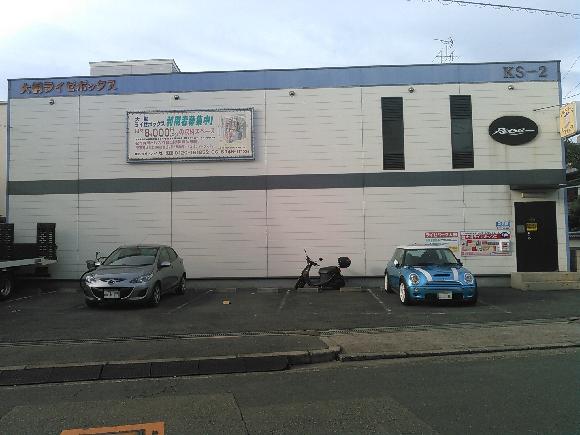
[409,273,420,285]
[464,272,474,284]
[85,274,97,284]
[130,272,154,284]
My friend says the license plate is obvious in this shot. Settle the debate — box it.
[103,290,120,299]
[437,292,452,300]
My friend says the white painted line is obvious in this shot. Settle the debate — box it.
[165,290,212,314]
[8,295,33,302]
[479,298,512,314]
[366,289,392,314]
[277,289,291,312]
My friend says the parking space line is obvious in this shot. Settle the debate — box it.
[277,289,291,312]
[7,295,34,302]
[479,298,512,314]
[366,289,392,314]
[164,289,212,314]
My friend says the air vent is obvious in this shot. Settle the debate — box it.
[450,95,472,119]
[383,153,405,170]
[452,152,474,169]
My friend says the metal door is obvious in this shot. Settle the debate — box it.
[514,201,558,272]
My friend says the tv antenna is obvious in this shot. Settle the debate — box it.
[433,37,456,63]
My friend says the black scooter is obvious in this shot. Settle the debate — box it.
[294,250,351,290]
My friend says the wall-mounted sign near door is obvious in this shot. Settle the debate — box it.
[489,116,538,145]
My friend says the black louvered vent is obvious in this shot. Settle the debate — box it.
[452,152,474,169]
[450,95,474,169]
[381,98,404,120]
[450,95,472,119]
[383,153,405,170]
[381,97,405,170]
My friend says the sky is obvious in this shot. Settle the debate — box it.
[0,0,579,101]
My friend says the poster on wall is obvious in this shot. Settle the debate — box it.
[424,232,460,255]
[127,109,254,162]
[460,230,511,256]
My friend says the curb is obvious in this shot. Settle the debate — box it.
[338,342,580,362]
[0,346,341,387]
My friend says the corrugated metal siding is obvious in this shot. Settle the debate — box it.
[265,88,363,175]
[172,190,267,277]
[78,193,171,273]
[462,82,562,171]
[9,97,80,181]
[6,81,567,278]
[267,188,365,276]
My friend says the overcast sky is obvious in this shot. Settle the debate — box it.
[1,0,578,101]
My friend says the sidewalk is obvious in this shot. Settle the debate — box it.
[0,334,338,386]
[0,318,578,386]
[322,318,580,361]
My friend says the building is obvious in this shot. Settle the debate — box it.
[0,101,6,217]
[6,59,567,281]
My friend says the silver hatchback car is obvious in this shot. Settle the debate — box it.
[81,245,186,307]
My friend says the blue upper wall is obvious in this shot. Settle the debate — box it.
[8,60,560,100]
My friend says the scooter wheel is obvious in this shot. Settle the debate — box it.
[294,278,305,289]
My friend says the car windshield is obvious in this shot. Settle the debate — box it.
[403,248,458,266]
[103,247,158,266]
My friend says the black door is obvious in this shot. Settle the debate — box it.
[514,201,558,272]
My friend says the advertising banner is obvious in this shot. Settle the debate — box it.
[424,231,460,255]
[460,230,511,256]
[127,109,254,162]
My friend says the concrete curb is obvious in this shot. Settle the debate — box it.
[0,346,341,387]
[338,342,580,362]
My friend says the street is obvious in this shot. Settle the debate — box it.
[0,283,579,433]
[1,283,579,341]
[0,348,578,434]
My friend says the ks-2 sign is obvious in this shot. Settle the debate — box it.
[488,116,538,145]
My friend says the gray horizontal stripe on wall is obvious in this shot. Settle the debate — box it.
[7,169,565,195]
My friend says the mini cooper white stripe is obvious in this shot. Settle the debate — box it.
[414,267,433,282]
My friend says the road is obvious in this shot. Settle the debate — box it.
[0,348,578,434]
[1,283,579,341]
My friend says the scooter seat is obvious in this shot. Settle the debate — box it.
[319,266,339,274]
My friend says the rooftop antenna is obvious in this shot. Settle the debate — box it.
[433,37,455,63]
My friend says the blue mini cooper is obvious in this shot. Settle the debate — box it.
[384,245,477,305]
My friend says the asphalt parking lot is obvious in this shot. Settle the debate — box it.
[1,281,578,342]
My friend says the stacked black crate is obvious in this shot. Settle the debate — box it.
[37,223,57,260]
[0,224,14,260]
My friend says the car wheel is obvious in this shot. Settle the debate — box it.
[175,274,186,295]
[0,275,13,300]
[149,283,162,307]
[384,274,394,293]
[85,299,99,308]
[399,281,412,305]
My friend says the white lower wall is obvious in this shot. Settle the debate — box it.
[172,190,267,277]
[7,184,568,279]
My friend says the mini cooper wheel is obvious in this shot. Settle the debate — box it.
[149,283,162,307]
[399,281,412,305]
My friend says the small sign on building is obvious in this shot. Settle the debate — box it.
[560,102,578,139]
